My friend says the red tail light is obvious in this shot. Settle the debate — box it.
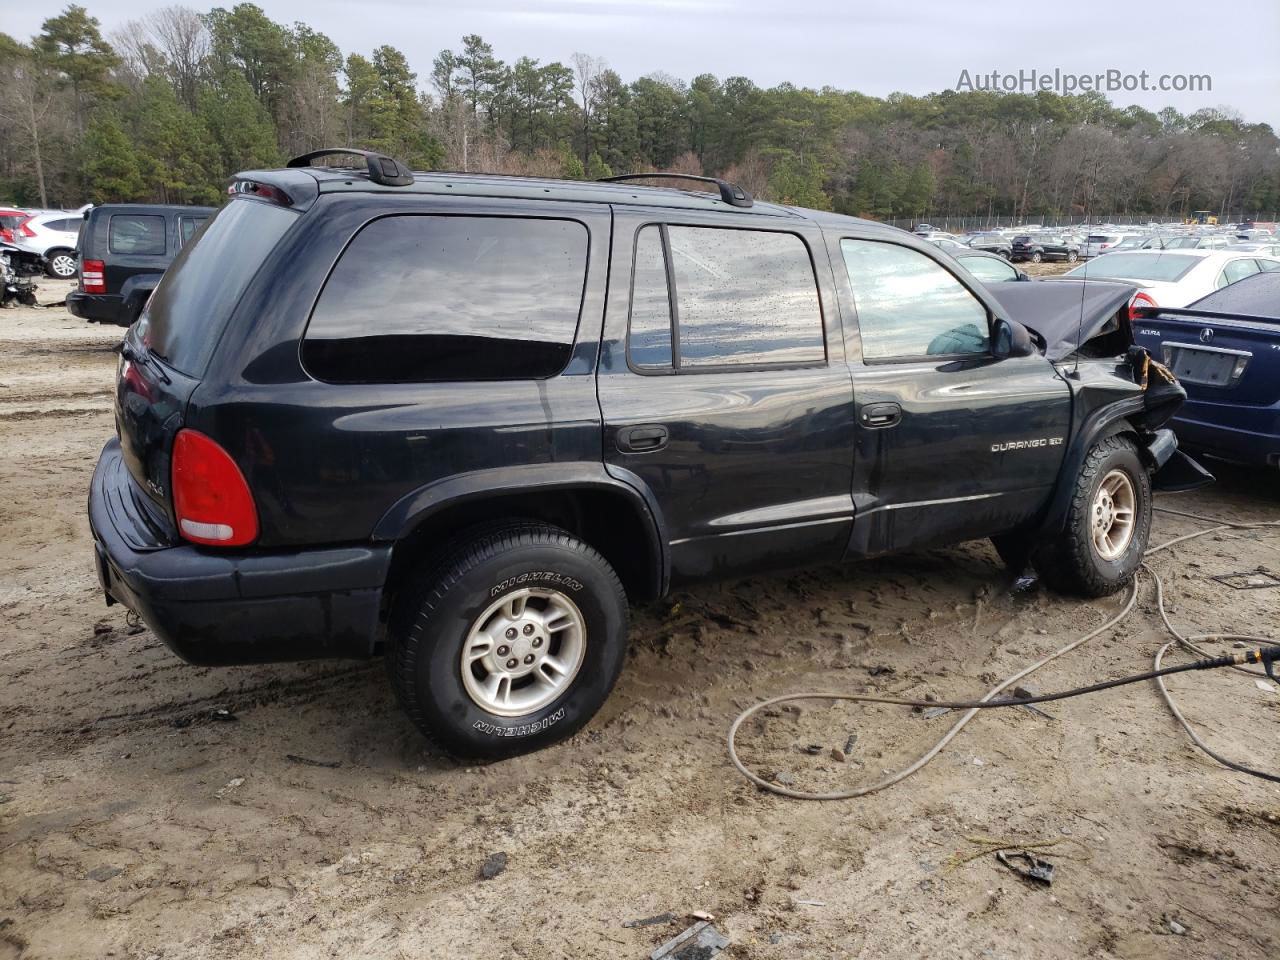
[0,228,11,243]
[19,218,35,238]
[82,258,105,293]
[172,429,258,547]
[1125,291,1158,324]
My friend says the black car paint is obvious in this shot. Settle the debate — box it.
[91,171,1185,666]
[68,203,215,327]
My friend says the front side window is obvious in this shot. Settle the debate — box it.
[109,215,167,255]
[304,215,588,383]
[841,239,990,360]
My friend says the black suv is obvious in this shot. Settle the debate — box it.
[68,203,214,327]
[89,149,1197,758]
[1010,234,1080,263]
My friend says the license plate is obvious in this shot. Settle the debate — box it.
[1169,347,1235,386]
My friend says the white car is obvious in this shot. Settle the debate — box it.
[1081,232,1144,258]
[1053,249,1280,308]
[12,211,84,278]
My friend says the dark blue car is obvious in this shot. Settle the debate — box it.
[1131,271,1280,468]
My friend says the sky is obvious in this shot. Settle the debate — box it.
[6,0,1278,128]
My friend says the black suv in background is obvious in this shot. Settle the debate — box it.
[89,149,1196,758]
[68,204,214,326]
[1010,234,1081,263]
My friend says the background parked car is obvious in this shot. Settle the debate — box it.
[1057,249,1280,307]
[963,232,1013,258]
[11,212,82,278]
[1011,234,1079,263]
[1130,271,1280,469]
[0,209,28,244]
[68,204,214,327]
[1082,233,1142,258]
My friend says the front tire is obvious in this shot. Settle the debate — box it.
[46,250,76,279]
[1032,436,1151,597]
[387,521,629,758]
[1066,250,1079,262]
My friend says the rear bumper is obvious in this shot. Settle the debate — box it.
[89,438,391,665]
[1172,410,1280,467]
[67,292,128,326]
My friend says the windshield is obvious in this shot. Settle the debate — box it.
[1064,253,1200,283]
[139,199,297,376]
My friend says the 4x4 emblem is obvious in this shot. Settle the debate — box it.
[1199,327,1214,344]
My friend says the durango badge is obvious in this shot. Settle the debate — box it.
[991,437,1063,453]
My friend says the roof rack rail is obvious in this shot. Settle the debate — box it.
[286,148,414,187]
[599,172,753,208]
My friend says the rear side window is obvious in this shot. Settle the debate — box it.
[963,256,1018,284]
[1218,258,1261,288]
[110,215,167,255]
[46,217,79,232]
[179,217,206,246]
[304,215,588,383]
[626,225,824,370]
[841,239,990,360]
[141,199,297,375]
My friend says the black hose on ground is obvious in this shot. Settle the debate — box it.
[728,507,1280,799]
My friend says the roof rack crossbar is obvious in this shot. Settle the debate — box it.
[287,148,414,187]
[599,172,753,208]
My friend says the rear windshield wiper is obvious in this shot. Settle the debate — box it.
[119,339,172,385]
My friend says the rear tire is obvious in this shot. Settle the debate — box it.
[386,521,629,759]
[46,250,76,279]
[1030,251,1043,263]
[1031,436,1151,597]
[1066,251,1079,263]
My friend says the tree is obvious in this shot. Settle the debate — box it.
[35,5,118,131]
[200,71,281,174]
[80,113,145,200]
[137,75,218,203]
[0,40,58,206]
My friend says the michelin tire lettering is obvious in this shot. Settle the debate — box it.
[473,708,565,737]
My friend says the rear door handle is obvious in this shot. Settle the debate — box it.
[860,402,902,428]
[616,424,669,453]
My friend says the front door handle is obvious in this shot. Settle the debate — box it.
[861,402,902,428]
[617,424,669,453]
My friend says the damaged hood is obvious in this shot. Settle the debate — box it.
[987,279,1136,361]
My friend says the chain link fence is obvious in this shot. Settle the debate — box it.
[884,213,1279,232]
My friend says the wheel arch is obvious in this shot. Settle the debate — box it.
[1040,403,1146,535]
[376,465,669,613]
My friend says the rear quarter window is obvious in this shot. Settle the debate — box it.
[109,215,167,256]
[141,199,297,376]
[303,215,589,383]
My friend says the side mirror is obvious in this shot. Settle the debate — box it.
[1016,271,1031,281]
[994,317,1037,358]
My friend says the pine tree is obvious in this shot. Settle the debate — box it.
[201,71,282,174]
[80,113,144,201]
[138,76,219,204]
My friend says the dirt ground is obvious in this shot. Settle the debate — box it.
[1,276,1278,960]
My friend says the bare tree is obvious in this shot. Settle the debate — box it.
[571,52,604,165]
[0,55,56,206]
[146,6,209,109]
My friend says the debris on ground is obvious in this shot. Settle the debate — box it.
[995,850,1055,886]
[1167,917,1189,936]
[649,920,729,960]
[623,912,674,929]
[479,852,508,881]
[214,777,245,799]
[86,866,122,882]
[793,898,826,907]
[286,754,342,768]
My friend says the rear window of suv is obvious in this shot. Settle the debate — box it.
[303,215,589,383]
[109,214,166,255]
[140,199,296,376]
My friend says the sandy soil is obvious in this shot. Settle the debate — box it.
[1,276,1278,960]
